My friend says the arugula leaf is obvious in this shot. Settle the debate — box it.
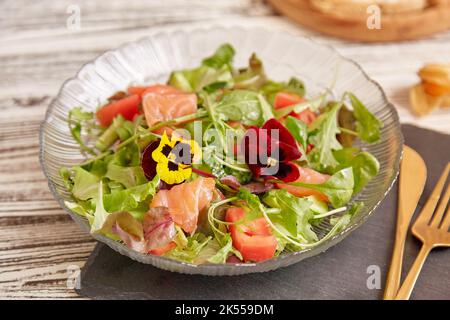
[282,167,354,208]
[333,148,380,194]
[235,188,264,221]
[72,166,100,200]
[214,90,274,126]
[347,92,382,143]
[263,189,317,242]
[109,141,141,167]
[330,202,364,226]
[233,53,267,90]
[308,102,343,172]
[202,43,235,69]
[285,115,308,150]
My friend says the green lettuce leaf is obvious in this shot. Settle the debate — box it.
[170,44,235,93]
[64,200,94,219]
[347,92,382,143]
[260,77,305,104]
[233,53,267,90]
[168,64,234,93]
[103,176,159,218]
[333,148,380,194]
[169,44,235,93]
[337,105,356,148]
[105,163,147,188]
[164,233,211,263]
[91,181,112,233]
[72,166,100,201]
[282,167,354,208]
[206,233,234,264]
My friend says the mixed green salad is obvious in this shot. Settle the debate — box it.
[61,44,382,264]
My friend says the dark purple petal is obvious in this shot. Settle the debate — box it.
[274,162,300,183]
[262,118,298,151]
[141,140,160,180]
[247,163,263,178]
[273,140,302,162]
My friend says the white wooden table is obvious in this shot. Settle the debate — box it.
[0,0,449,299]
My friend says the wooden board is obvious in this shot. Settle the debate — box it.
[268,0,450,42]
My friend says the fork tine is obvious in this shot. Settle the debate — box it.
[416,163,450,225]
[431,184,450,227]
[440,202,450,230]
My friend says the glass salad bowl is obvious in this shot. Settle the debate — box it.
[40,25,403,275]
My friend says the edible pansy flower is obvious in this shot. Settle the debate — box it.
[148,132,201,185]
[239,118,302,183]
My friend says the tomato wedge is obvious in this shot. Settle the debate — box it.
[226,207,277,262]
[276,166,329,201]
[148,241,177,256]
[96,94,141,127]
[274,92,304,109]
[289,108,317,125]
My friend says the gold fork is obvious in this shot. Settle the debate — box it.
[395,162,450,300]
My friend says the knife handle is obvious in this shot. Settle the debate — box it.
[383,226,407,299]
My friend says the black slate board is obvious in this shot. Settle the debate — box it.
[77,124,450,300]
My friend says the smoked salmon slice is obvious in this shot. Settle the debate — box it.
[276,166,329,202]
[142,89,197,128]
[150,177,216,234]
[128,84,183,96]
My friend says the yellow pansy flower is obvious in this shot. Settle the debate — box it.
[151,132,201,185]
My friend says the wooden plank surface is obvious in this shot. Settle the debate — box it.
[0,0,449,299]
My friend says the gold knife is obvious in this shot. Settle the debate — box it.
[383,145,427,300]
